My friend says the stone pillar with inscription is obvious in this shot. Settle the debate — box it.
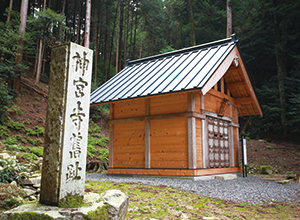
[40,42,93,205]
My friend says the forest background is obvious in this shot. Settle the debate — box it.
[0,0,300,142]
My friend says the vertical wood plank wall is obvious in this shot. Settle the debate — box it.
[150,118,188,168]
[109,89,240,172]
[113,121,145,168]
[203,89,239,168]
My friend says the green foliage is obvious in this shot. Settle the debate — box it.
[15,135,22,141]
[7,105,24,116]
[88,136,109,148]
[266,146,274,150]
[87,136,109,159]
[23,120,30,125]
[18,152,38,160]
[26,126,44,137]
[7,120,25,130]
[0,83,13,124]
[21,138,28,144]
[3,137,18,145]
[29,147,44,157]
[0,184,27,210]
[34,97,40,101]
[97,149,109,161]
[88,119,101,134]
[159,45,175,54]
[26,137,43,146]
[0,158,28,183]
[0,124,11,138]
[6,144,28,152]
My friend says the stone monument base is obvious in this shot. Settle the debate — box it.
[1,190,129,220]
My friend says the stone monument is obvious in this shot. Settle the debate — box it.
[40,42,93,205]
[1,42,129,220]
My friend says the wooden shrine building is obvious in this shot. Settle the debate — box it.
[90,35,262,177]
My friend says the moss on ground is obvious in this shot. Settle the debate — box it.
[85,181,300,220]
[11,212,53,220]
[84,204,109,220]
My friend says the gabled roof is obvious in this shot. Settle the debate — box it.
[90,35,262,117]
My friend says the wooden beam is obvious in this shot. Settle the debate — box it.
[107,167,241,176]
[201,46,238,96]
[109,124,114,168]
[221,78,224,93]
[227,81,246,88]
[235,97,253,105]
[207,88,235,103]
[145,120,150,169]
[188,117,196,169]
[187,93,195,111]
[108,111,206,124]
[202,118,208,168]
[110,103,114,120]
[145,98,150,116]
[200,94,204,110]
[90,89,201,107]
[236,108,240,168]
[234,48,263,117]
[229,102,234,167]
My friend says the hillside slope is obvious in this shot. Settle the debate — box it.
[1,79,299,175]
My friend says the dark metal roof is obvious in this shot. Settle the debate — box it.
[90,35,238,105]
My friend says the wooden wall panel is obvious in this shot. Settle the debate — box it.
[233,127,239,167]
[232,107,237,122]
[204,91,231,117]
[114,99,145,119]
[150,118,188,168]
[195,118,203,168]
[113,121,145,168]
[150,93,188,115]
[194,92,201,113]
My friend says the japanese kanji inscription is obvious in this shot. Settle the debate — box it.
[40,42,93,205]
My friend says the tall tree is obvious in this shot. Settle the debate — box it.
[187,0,195,46]
[84,0,91,48]
[227,0,232,38]
[35,0,47,84]
[6,0,13,23]
[15,0,29,92]
[115,0,120,74]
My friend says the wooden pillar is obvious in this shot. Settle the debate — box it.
[229,102,234,167]
[109,104,114,168]
[221,78,224,94]
[201,94,208,168]
[236,108,240,167]
[188,93,196,169]
[145,99,150,168]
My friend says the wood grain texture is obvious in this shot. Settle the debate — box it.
[150,93,188,115]
[188,117,196,169]
[196,118,203,168]
[150,118,188,168]
[114,99,145,119]
[109,124,114,168]
[113,121,145,168]
[145,120,150,168]
[109,111,205,124]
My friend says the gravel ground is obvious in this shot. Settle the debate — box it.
[86,173,300,205]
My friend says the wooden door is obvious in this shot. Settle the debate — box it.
[207,116,230,168]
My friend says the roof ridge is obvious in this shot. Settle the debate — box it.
[127,34,238,66]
